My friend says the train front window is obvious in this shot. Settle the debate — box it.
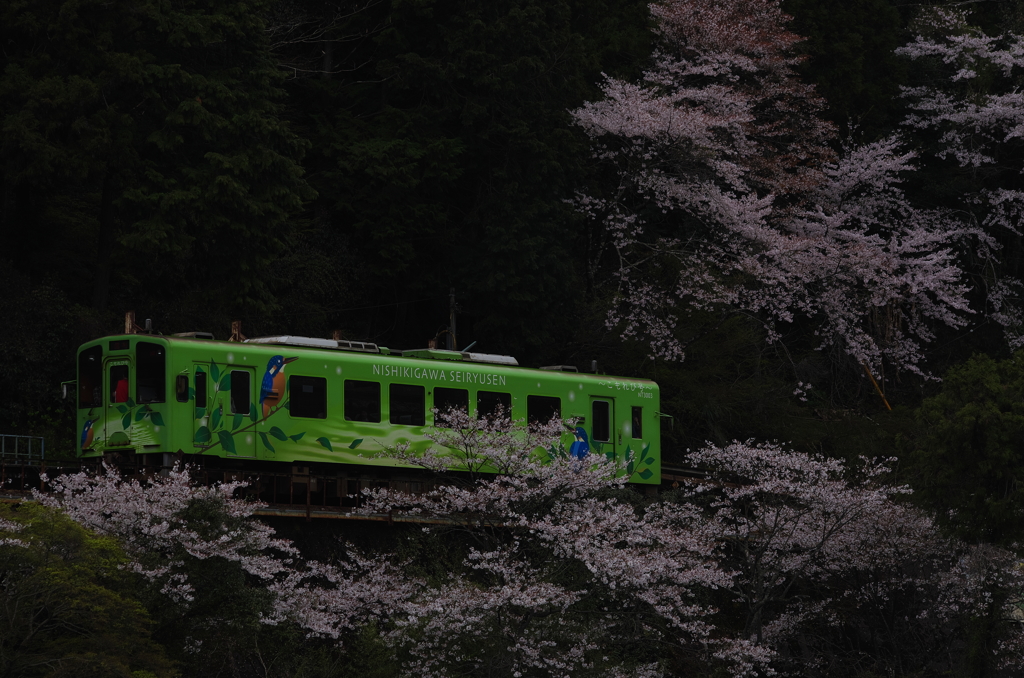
[78,346,102,408]
[137,341,165,403]
[175,375,189,403]
[592,400,610,442]
[230,371,251,415]
[292,376,327,419]
[345,380,380,422]
[434,387,468,427]
[527,395,561,427]
[390,384,425,426]
[109,365,129,403]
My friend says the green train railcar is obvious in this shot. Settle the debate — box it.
[75,334,661,484]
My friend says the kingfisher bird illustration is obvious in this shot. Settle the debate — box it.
[81,420,94,450]
[261,355,298,418]
[569,426,590,459]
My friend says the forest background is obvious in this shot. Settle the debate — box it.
[4,0,1024,675]
[4,0,1024,463]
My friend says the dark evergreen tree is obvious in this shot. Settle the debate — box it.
[0,0,313,323]
[782,0,907,138]
[277,0,651,359]
[905,353,1024,544]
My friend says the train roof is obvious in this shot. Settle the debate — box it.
[83,333,657,384]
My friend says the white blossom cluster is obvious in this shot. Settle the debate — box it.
[570,0,1024,376]
[898,6,1024,350]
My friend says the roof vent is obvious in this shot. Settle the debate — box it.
[400,349,519,366]
[245,336,380,353]
[402,349,464,361]
[173,331,215,340]
[540,365,578,372]
[463,352,519,366]
[335,340,381,353]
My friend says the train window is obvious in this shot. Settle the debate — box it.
[632,406,643,438]
[527,395,561,426]
[292,376,327,419]
[137,341,165,403]
[78,346,102,408]
[478,391,512,420]
[110,365,129,403]
[592,400,610,442]
[230,371,250,415]
[390,384,425,426]
[434,387,468,427]
[195,371,207,410]
[175,375,189,403]
[345,380,380,422]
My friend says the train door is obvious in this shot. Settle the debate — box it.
[194,364,257,458]
[217,367,257,458]
[590,397,616,459]
[193,364,209,448]
[103,355,133,448]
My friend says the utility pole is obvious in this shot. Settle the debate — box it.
[448,288,457,350]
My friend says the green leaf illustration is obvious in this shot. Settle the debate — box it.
[116,404,128,415]
[290,432,305,442]
[627,459,635,474]
[259,432,275,453]
[218,430,236,454]
[126,397,136,408]
[195,426,212,443]
[135,408,148,422]
[210,361,220,383]
[316,437,333,452]
[349,439,363,449]
[150,411,165,427]
[249,403,258,422]
[121,413,132,430]
[232,413,243,430]
[195,406,206,420]
[219,374,231,391]
[640,443,651,463]
[638,468,653,480]
[211,407,222,431]
[269,427,288,441]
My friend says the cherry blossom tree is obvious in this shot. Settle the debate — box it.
[897,6,1024,349]
[29,418,1024,676]
[356,412,1021,676]
[36,465,299,604]
[571,0,983,374]
[33,464,408,674]
[682,443,948,672]
[358,412,739,677]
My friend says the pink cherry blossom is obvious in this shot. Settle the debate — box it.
[570,0,1017,376]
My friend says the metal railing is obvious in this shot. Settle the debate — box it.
[0,435,44,462]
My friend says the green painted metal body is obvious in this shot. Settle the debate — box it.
[75,335,661,483]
